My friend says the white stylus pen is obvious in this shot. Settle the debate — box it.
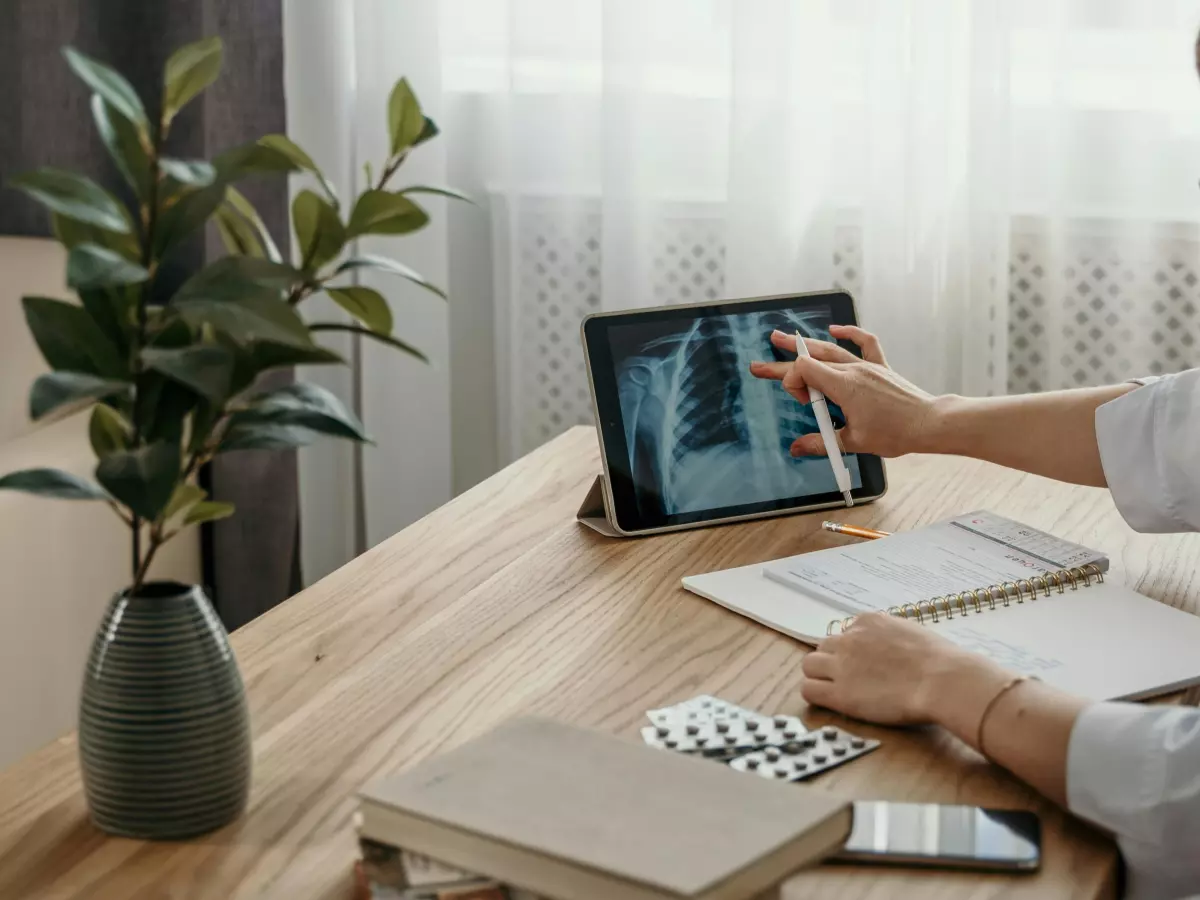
[795,332,854,507]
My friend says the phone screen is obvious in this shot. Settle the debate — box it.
[836,802,1041,871]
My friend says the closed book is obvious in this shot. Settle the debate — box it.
[357,717,851,900]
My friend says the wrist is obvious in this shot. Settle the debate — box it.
[916,394,971,455]
[914,646,1011,739]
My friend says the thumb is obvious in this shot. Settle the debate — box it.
[793,356,846,400]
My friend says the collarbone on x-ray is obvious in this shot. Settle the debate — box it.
[617,309,852,517]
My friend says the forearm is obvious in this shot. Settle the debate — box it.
[921,385,1137,486]
[919,651,1088,805]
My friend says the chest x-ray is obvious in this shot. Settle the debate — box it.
[610,307,862,519]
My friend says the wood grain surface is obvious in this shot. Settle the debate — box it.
[4,424,1198,900]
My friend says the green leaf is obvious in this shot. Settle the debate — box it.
[91,96,151,200]
[400,184,475,204]
[22,296,126,378]
[0,468,110,501]
[78,289,134,360]
[175,256,303,300]
[293,189,345,270]
[29,372,129,421]
[8,168,130,233]
[215,203,264,257]
[139,379,197,444]
[62,46,148,132]
[155,181,226,254]
[66,243,149,290]
[164,482,206,519]
[215,136,338,206]
[163,36,223,125]
[387,78,425,156]
[244,340,346,371]
[175,295,314,348]
[142,344,235,402]
[137,320,201,444]
[145,316,195,351]
[218,422,322,453]
[214,141,300,178]
[160,157,217,187]
[257,134,318,171]
[309,322,428,363]
[413,116,439,148]
[226,339,347,396]
[334,254,447,300]
[225,186,282,262]
[257,134,338,204]
[169,257,307,349]
[187,399,221,455]
[89,404,131,457]
[95,441,181,521]
[325,286,393,335]
[183,500,235,525]
[230,382,368,443]
[346,190,428,238]
[52,213,139,259]
[52,217,138,356]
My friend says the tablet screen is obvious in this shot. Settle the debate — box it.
[584,292,886,532]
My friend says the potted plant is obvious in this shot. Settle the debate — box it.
[0,37,465,839]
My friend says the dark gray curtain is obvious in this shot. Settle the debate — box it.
[0,0,301,630]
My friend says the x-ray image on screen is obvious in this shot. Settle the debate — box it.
[610,306,863,519]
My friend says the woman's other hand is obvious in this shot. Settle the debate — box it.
[800,612,1011,726]
[748,324,940,458]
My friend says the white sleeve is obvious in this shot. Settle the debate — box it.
[1067,702,1200,900]
[1094,369,1200,533]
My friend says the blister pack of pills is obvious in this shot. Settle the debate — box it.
[645,694,757,728]
[641,695,879,781]
[727,725,879,782]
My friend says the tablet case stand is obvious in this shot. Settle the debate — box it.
[576,474,623,538]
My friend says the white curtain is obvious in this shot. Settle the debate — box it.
[284,0,1200,581]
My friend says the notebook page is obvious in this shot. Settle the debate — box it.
[762,511,1107,616]
[935,582,1200,701]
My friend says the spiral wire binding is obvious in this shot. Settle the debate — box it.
[826,563,1105,635]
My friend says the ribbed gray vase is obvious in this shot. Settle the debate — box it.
[78,581,252,840]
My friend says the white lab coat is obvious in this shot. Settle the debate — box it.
[1072,369,1200,899]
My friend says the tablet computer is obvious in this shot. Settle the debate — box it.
[580,290,887,536]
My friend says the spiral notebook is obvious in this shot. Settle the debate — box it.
[682,511,1200,702]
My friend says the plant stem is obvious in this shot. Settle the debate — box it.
[131,119,164,583]
[130,443,219,594]
[287,279,322,307]
[107,501,134,527]
[375,150,408,190]
[131,523,163,593]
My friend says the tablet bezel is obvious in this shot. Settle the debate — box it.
[580,290,888,536]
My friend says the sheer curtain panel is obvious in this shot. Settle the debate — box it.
[283,0,1200,580]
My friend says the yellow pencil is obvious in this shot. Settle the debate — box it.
[821,521,891,540]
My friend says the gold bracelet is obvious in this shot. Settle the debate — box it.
[975,674,1032,761]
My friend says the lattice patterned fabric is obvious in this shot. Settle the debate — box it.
[1007,228,1200,392]
[508,208,1200,456]
[831,224,863,297]
[514,203,601,452]
[651,214,727,307]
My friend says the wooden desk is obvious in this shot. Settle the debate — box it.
[4,425,1199,899]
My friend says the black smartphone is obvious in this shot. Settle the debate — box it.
[831,802,1041,872]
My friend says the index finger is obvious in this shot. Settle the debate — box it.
[769,330,859,364]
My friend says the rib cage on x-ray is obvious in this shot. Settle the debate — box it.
[617,310,836,517]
